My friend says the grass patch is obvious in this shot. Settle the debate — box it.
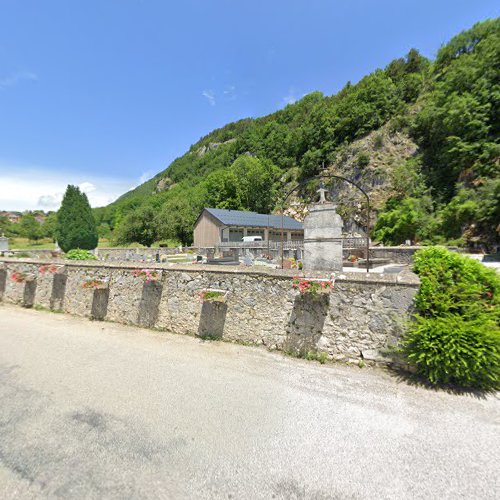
[32,304,63,314]
[10,238,55,250]
[286,349,329,364]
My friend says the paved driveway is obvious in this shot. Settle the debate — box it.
[0,305,498,499]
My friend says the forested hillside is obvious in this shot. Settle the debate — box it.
[94,19,499,248]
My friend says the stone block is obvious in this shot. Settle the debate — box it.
[91,288,109,321]
[138,280,163,328]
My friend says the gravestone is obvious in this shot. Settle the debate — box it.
[303,186,343,272]
[243,251,254,266]
[0,234,8,252]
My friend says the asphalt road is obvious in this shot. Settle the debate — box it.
[0,305,498,500]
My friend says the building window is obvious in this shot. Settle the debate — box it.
[269,231,282,242]
[229,228,244,242]
[246,229,265,238]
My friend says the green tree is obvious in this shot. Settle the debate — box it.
[203,156,280,214]
[19,212,43,241]
[97,222,113,240]
[230,156,280,213]
[114,205,158,247]
[373,197,434,245]
[413,19,500,198]
[42,212,58,240]
[56,185,98,252]
[0,216,13,236]
[157,191,206,246]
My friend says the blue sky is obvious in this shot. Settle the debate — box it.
[0,0,498,210]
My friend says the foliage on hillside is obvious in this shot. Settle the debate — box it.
[94,19,499,248]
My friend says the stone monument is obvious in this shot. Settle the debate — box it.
[303,185,343,272]
[0,233,9,253]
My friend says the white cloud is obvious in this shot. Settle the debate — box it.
[223,85,236,101]
[0,165,134,211]
[202,89,216,106]
[78,181,96,194]
[0,71,38,90]
[38,193,63,209]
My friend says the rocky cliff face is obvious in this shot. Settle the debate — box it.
[283,124,419,236]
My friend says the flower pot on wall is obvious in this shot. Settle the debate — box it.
[199,289,229,304]
[292,277,334,297]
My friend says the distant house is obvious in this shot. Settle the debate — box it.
[0,211,22,224]
[34,214,46,224]
[193,208,303,247]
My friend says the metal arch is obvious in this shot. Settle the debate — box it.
[280,174,371,272]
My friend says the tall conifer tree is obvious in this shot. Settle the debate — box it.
[56,185,98,252]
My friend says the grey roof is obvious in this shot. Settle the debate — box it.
[204,208,303,231]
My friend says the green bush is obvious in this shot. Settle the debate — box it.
[373,133,384,150]
[401,247,500,390]
[65,248,97,261]
[357,152,370,167]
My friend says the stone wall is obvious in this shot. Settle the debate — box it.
[0,258,419,364]
[94,247,183,262]
[4,247,184,262]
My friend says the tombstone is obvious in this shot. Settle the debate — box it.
[303,185,343,272]
[0,234,9,252]
[243,251,254,267]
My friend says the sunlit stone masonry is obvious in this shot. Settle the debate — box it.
[0,257,419,365]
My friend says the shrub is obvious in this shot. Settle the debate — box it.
[402,314,499,388]
[357,152,370,167]
[373,133,384,150]
[65,248,97,260]
[401,247,500,390]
